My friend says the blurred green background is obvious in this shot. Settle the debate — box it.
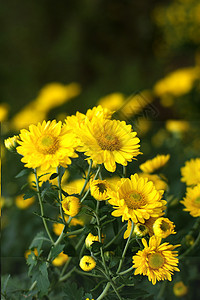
[1,0,200,299]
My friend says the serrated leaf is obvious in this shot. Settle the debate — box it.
[63,282,84,300]
[33,262,50,297]
[23,189,36,200]
[1,274,11,294]
[50,244,65,261]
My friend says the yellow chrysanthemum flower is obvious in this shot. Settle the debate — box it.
[4,135,20,152]
[62,196,80,217]
[181,158,200,186]
[153,217,176,238]
[24,248,38,259]
[132,236,180,285]
[180,184,200,217]
[52,252,69,266]
[173,281,188,297]
[139,154,170,173]
[134,223,149,237]
[15,195,35,209]
[17,120,78,171]
[79,256,96,271]
[90,179,111,201]
[138,173,168,192]
[85,233,99,248]
[108,174,166,223]
[76,118,141,172]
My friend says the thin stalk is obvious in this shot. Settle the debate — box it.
[179,231,200,260]
[96,282,111,300]
[116,221,134,274]
[79,159,93,197]
[122,165,127,178]
[75,269,103,278]
[34,169,54,244]
[59,266,76,282]
[97,267,122,300]
[117,266,133,276]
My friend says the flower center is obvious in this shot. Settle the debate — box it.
[148,253,165,269]
[37,134,59,154]
[125,191,146,209]
[160,220,170,232]
[96,183,107,193]
[96,134,121,151]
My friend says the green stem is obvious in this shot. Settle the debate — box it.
[104,223,127,250]
[117,266,133,276]
[116,221,134,274]
[96,282,111,300]
[66,228,84,236]
[34,169,54,244]
[179,231,200,260]
[97,267,122,300]
[79,159,93,197]
[59,266,76,282]
[74,269,103,278]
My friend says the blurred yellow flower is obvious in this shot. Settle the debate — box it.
[181,183,200,217]
[36,82,81,111]
[120,90,153,119]
[140,154,170,174]
[0,103,9,121]
[173,281,188,297]
[62,177,89,195]
[62,196,80,217]
[52,252,69,266]
[53,215,84,236]
[154,67,198,97]
[17,120,78,170]
[153,217,176,238]
[132,236,180,285]
[98,92,125,111]
[76,117,141,172]
[24,248,38,259]
[90,179,111,201]
[166,120,190,133]
[79,256,96,271]
[181,158,200,186]
[108,174,166,223]
[15,194,35,209]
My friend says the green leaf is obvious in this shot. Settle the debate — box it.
[63,282,84,300]
[50,244,65,261]
[27,251,38,275]
[1,274,11,295]
[23,189,36,200]
[34,262,50,297]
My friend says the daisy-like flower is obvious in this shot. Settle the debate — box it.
[108,174,166,223]
[62,196,80,217]
[90,179,111,201]
[153,217,176,238]
[123,217,158,239]
[79,256,96,271]
[17,120,78,170]
[132,236,180,285]
[139,154,170,173]
[180,184,200,217]
[76,118,141,172]
[181,158,200,186]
